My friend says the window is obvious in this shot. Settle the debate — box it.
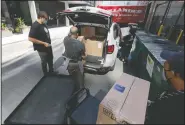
[150,2,168,34]
[161,1,184,38]
[113,25,119,39]
[177,7,184,29]
[174,8,184,46]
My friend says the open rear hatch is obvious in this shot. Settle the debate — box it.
[57,6,112,70]
[56,6,112,29]
[78,26,108,69]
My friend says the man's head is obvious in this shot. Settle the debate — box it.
[161,50,184,91]
[37,11,48,24]
[128,24,137,35]
[69,26,79,39]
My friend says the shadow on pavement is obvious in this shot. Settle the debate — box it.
[2,40,124,123]
[84,73,115,96]
[2,40,65,75]
[1,39,67,123]
[2,52,38,75]
[2,59,43,123]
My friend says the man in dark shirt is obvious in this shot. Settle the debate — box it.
[63,26,85,91]
[146,50,184,124]
[28,11,54,75]
[118,25,136,63]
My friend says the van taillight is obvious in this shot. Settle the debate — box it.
[107,45,114,54]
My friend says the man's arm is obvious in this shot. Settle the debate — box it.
[28,37,48,47]
[77,36,86,57]
[80,42,86,59]
[28,25,49,47]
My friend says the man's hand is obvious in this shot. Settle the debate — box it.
[164,61,170,70]
[28,37,50,47]
[164,61,174,79]
[82,51,87,59]
[82,55,86,60]
[43,42,50,47]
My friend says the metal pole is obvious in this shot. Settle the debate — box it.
[143,2,152,29]
[161,1,172,24]
[145,1,156,32]
[149,4,159,32]
[176,30,183,44]
[174,2,184,25]
[149,1,168,32]
[166,2,184,39]
[157,1,172,36]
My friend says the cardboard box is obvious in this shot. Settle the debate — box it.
[78,36,105,57]
[96,73,150,124]
[81,27,95,38]
[85,39,104,57]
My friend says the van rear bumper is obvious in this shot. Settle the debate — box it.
[84,66,111,75]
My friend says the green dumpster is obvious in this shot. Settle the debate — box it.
[129,30,184,100]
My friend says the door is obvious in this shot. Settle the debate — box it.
[113,24,120,60]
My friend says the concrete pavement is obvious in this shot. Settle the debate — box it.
[2,39,66,123]
[2,38,123,123]
[1,26,71,123]
[2,25,124,123]
[2,26,71,64]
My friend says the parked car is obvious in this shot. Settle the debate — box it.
[57,6,122,74]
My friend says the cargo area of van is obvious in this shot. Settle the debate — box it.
[77,26,108,71]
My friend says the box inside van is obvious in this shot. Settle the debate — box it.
[78,26,108,68]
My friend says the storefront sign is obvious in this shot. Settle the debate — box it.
[97,1,148,23]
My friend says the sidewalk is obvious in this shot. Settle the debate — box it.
[2,26,72,46]
[2,26,71,64]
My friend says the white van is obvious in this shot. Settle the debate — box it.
[57,6,122,74]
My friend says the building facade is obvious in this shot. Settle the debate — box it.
[1,1,95,28]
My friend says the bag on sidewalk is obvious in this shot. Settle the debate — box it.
[54,56,84,75]
[54,56,69,75]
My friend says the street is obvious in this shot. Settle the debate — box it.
[1,27,123,123]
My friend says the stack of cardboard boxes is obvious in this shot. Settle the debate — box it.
[78,26,105,58]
